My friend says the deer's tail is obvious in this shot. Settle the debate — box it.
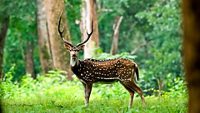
[134,64,139,81]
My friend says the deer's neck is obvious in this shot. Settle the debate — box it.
[70,59,81,76]
[70,57,79,67]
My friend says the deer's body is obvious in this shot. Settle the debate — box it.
[58,14,145,108]
[70,56,145,108]
[72,58,138,83]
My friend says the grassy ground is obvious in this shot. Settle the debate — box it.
[1,74,187,113]
[1,85,187,113]
[2,95,187,113]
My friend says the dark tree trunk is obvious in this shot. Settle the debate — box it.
[182,0,200,113]
[0,16,9,79]
[110,16,123,55]
[25,41,35,78]
[37,0,53,73]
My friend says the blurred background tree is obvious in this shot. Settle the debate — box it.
[45,0,72,80]
[80,0,100,59]
[36,0,53,74]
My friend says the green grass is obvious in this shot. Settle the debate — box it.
[2,95,187,113]
[1,74,187,113]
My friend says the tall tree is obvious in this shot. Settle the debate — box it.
[36,0,53,73]
[45,0,72,80]
[110,16,123,55]
[80,0,99,58]
[183,0,200,113]
[25,41,35,78]
[0,15,9,79]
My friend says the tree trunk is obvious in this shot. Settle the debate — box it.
[25,41,35,78]
[36,0,53,73]
[80,0,99,59]
[45,0,72,80]
[157,79,164,97]
[110,16,123,55]
[0,16,9,79]
[182,0,200,113]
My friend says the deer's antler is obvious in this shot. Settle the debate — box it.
[76,21,93,47]
[58,11,73,47]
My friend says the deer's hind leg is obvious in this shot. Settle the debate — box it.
[120,82,135,108]
[120,80,145,106]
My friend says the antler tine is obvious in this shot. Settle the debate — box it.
[58,11,73,47]
[76,21,93,47]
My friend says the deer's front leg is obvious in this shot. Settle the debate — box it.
[82,82,93,107]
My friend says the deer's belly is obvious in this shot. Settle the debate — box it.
[95,79,118,83]
[93,71,119,83]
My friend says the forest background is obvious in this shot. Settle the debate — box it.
[0,0,185,113]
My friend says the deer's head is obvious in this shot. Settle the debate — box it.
[58,14,93,66]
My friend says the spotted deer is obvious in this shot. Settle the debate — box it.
[58,16,145,108]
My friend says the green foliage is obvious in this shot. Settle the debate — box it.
[133,0,182,94]
[97,0,156,53]
[1,0,39,79]
[1,70,187,113]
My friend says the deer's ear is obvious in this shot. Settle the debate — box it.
[77,45,85,50]
[64,44,72,50]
